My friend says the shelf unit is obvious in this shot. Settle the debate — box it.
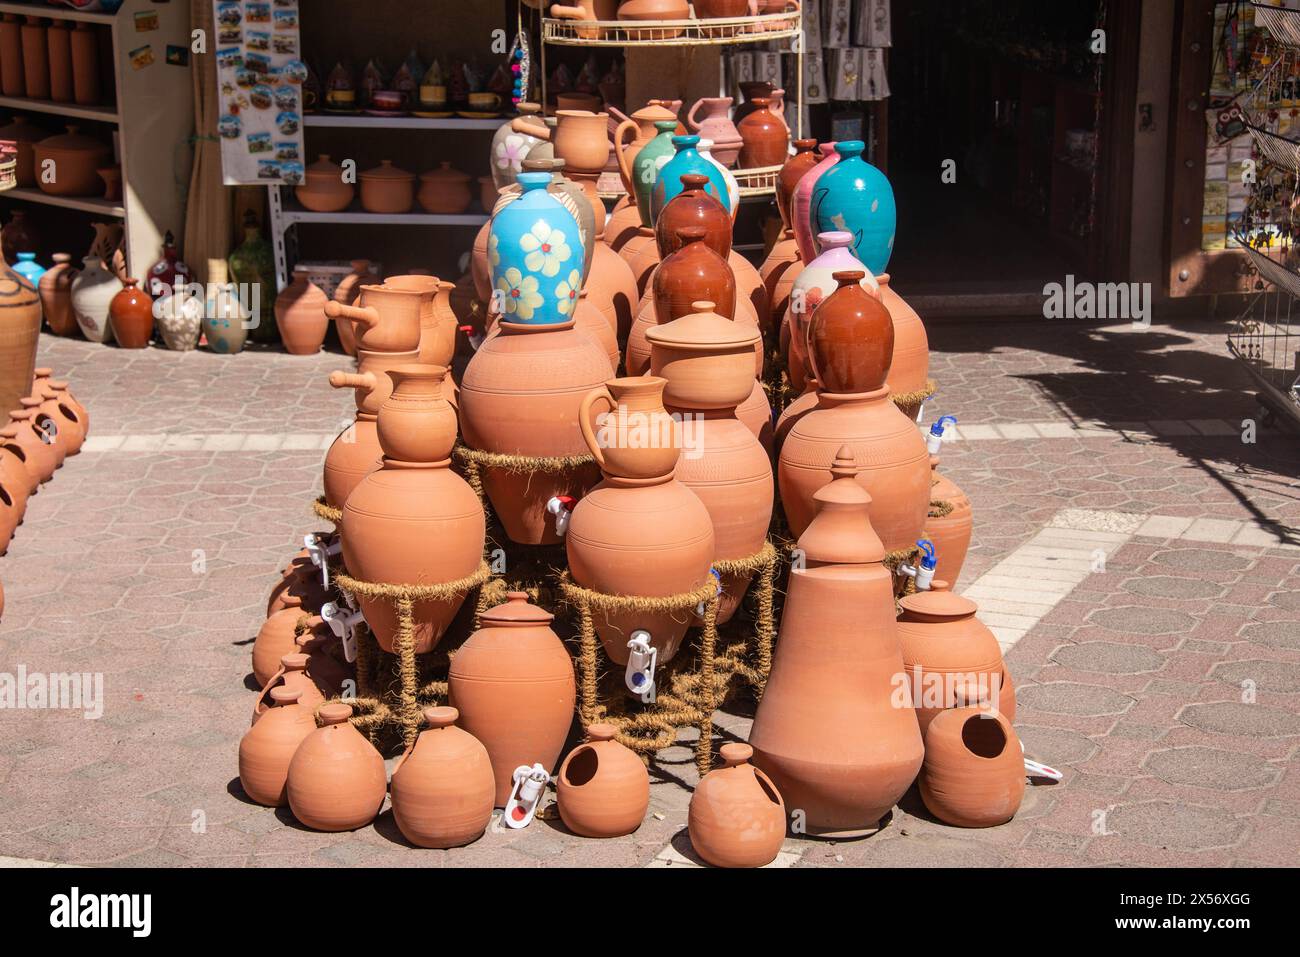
[304,114,502,131]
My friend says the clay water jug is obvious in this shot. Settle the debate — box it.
[750,448,924,836]
[686,97,742,167]
[920,705,1025,828]
[384,274,457,367]
[618,0,690,36]
[556,724,649,837]
[791,143,837,264]
[732,81,773,125]
[924,456,973,586]
[38,254,78,337]
[652,135,731,224]
[390,706,496,848]
[253,653,326,724]
[777,138,819,230]
[274,268,329,354]
[323,348,418,510]
[287,703,387,831]
[533,109,610,177]
[878,275,930,417]
[811,140,896,275]
[449,593,577,805]
[342,365,484,653]
[613,101,680,195]
[786,232,879,392]
[566,376,714,665]
[238,687,317,807]
[778,274,930,548]
[459,318,608,544]
[107,278,153,349]
[324,283,423,353]
[19,17,48,101]
[655,173,732,260]
[579,375,681,480]
[736,97,788,169]
[689,742,786,868]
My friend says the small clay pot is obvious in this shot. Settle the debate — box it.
[390,706,496,848]
[689,743,786,868]
[107,278,154,349]
[286,703,387,831]
[557,724,649,838]
[359,160,415,214]
[252,598,323,687]
[920,706,1025,828]
[33,126,112,197]
[417,162,472,214]
[237,687,316,807]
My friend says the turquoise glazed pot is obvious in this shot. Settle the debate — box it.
[632,120,680,229]
[12,252,45,289]
[651,135,732,225]
[489,171,585,325]
[810,140,896,275]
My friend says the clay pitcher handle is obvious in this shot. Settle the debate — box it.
[686,98,705,134]
[252,663,288,724]
[323,300,380,333]
[578,385,615,469]
[512,116,552,140]
[614,118,638,192]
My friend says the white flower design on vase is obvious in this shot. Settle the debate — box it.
[519,220,571,277]
[495,133,529,172]
[555,269,581,316]
[489,232,501,268]
[497,267,543,321]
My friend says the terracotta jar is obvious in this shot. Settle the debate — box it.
[47,20,72,103]
[617,226,661,297]
[296,154,354,213]
[737,378,773,453]
[34,379,84,458]
[324,282,423,353]
[579,375,680,481]
[791,143,838,264]
[878,275,930,417]
[359,160,415,214]
[391,706,496,848]
[449,593,577,805]
[17,396,62,470]
[252,653,326,724]
[750,448,924,836]
[0,115,42,187]
[107,278,153,349]
[331,260,370,355]
[0,432,35,500]
[2,411,56,486]
[736,97,788,169]
[70,22,99,105]
[806,271,892,394]
[0,479,21,555]
[759,231,801,328]
[686,96,742,167]
[341,365,484,653]
[689,742,786,868]
[253,597,322,686]
[557,724,649,838]
[459,319,608,544]
[37,254,77,337]
[386,274,458,367]
[613,101,680,195]
[274,267,329,354]
[605,197,643,250]
[785,232,879,392]
[0,267,41,417]
[655,173,732,261]
[549,0,619,39]
[323,349,417,510]
[266,564,328,618]
[237,687,317,807]
[653,226,735,330]
[33,126,112,197]
[287,703,387,831]
[924,457,973,586]
[417,162,472,214]
[777,138,819,230]
[896,582,1012,735]
[20,17,48,101]
[0,15,22,97]
[920,705,1025,828]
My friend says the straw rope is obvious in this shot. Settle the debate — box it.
[929,499,955,519]
[312,495,342,525]
[891,379,937,414]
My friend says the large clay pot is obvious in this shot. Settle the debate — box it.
[791,143,837,265]
[459,319,607,544]
[252,653,325,725]
[924,457,973,587]
[418,162,473,214]
[69,22,99,105]
[341,365,485,653]
[578,375,680,481]
[617,227,661,296]
[237,687,317,807]
[736,97,788,169]
[286,703,387,831]
[46,20,73,103]
[0,15,23,97]
[449,593,577,805]
[737,377,773,453]
[491,102,548,190]
[324,283,423,353]
[19,17,48,101]
[274,268,329,354]
[806,271,892,394]
[689,742,786,868]
[68,256,118,344]
[33,126,112,197]
[651,135,731,223]
[686,97,742,168]
[359,160,415,214]
[38,254,78,337]
[786,235,880,393]
[556,724,649,837]
[107,278,153,349]
[296,154,355,213]
[203,259,249,355]
[390,706,496,848]
[489,172,585,325]
[655,173,731,260]
[750,448,924,836]
[920,706,1025,828]
[613,102,679,197]
[776,138,819,229]
[0,115,42,187]
[878,274,930,414]
[811,140,896,275]
[0,266,41,416]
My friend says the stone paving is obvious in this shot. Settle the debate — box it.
[0,314,1297,868]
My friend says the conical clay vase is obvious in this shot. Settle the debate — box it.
[557,724,649,838]
[689,742,786,868]
[390,706,496,848]
[920,705,1025,828]
[287,704,387,831]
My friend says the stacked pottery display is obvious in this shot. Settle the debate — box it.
[750,447,924,836]
[390,706,496,848]
[340,364,485,653]
[566,375,715,665]
[689,743,786,868]
[809,140,896,276]
[556,724,650,838]
[286,703,388,831]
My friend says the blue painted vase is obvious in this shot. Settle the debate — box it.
[810,140,896,276]
[489,171,585,325]
[651,135,732,225]
[12,252,45,289]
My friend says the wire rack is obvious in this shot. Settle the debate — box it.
[1229,234,1300,428]
[1246,120,1300,170]
[541,10,802,47]
[1251,2,1300,48]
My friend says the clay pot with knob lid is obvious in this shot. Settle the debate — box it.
[390,706,496,848]
[33,126,112,197]
[920,703,1025,828]
[252,653,326,725]
[358,160,415,213]
[286,703,387,831]
[689,742,786,868]
[238,687,317,807]
[324,282,423,353]
[296,155,355,213]
[556,723,649,838]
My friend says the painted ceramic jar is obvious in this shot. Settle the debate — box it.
[286,703,387,832]
[146,231,191,300]
[557,724,650,838]
[107,278,153,348]
[810,140,896,275]
[154,287,203,351]
[651,135,731,224]
[203,258,249,355]
[69,256,119,343]
[238,687,317,807]
[920,705,1025,828]
[489,172,585,326]
[274,268,329,354]
[686,96,742,167]
[628,120,678,228]
[492,159,597,285]
[736,97,788,169]
[38,254,79,337]
[689,742,786,868]
[390,706,496,848]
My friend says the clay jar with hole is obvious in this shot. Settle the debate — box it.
[449,593,576,805]
[458,319,608,544]
[689,742,786,868]
[750,447,924,836]
[287,703,387,831]
[35,379,85,457]
[2,411,57,486]
[252,653,325,725]
[896,581,1013,735]
[878,275,930,418]
[341,365,484,653]
[0,426,38,498]
[655,174,732,263]
[390,706,496,848]
[0,477,21,555]
[273,268,329,354]
[385,275,457,367]
[323,348,417,510]
[920,705,1025,828]
[923,456,973,587]
[107,278,154,349]
[557,724,649,838]
[737,97,788,169]
[325,283,423,353]
[238,687,317,807]
[18,397,62,470]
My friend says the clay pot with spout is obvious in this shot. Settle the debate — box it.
[878,275,930,417]
[324,283,423,353]
[655,173,732,261]
[920,704,1025,828]
[323,348,417,510]
[924,457,973,587]
[686,97,742,167]
[238,687,317,807]
[252,653,325,725]
[750,447,924,836]
[390,706,496,848]
[556,723,649,837]
[287,703,387,831]
[384,275,458,368]
[274,267,329,354]
[737,97,788,169]
[449,593,577,805]
[689,742,786,868]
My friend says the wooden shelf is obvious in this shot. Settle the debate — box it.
[304,114,501,131]
[278,197,488,228]
[0,2,116,24]
[0,94,118,123]
[0,185,124,217]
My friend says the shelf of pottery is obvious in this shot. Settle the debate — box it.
[0,1,192,278]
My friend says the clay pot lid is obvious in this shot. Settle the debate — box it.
[798,447,886,564]
[423,705,458,728]
[420,161,470,183]
[899,581,978,618]
[646,300,759,350]
[586,723,618,742]
[360,159,414,181]
[633,103,678,123]
[38,126,108,152]
[719,742,753,766]
[480,591,555,626]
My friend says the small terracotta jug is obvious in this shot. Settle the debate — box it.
[237,687,316,807]
[920,704,1025,828]
[273,268,329,355]
[686,96,742,167]
[385,274,457,368]
[557,724,649,838]
[579,375,680,481]
[736,97,788,169]
[287,703,388,831]
[107,278,154,349]
[689,742,786,868]
[390,706,496,848]
[252,653,326,725]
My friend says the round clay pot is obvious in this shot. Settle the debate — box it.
[791,143,838,265]
[359,160,415,214]
[376,364,458,465]
[689,742,786,868]
[296,154,355,213]
[287,703,387,831]
[449,593,577,805]
[786,231,879,391]
[777,138,819,230]
[606,198,643,250]
[572,291,619,371]
[266,564,328,617]
[878,274,930,415]
[652,226,735,328]
[417,162,472,214]
[686,96,742,167]
[733,81,773,126]
[579,375,680,481]
[736,97,788,169]
[17,396,62,471]
[274,268,329,354]
[924,457,973,587]
[557,724,649,838]
[655,173,731,261]
[237,687,316,807]
[807,271,893,394]
[920,706,1025,828]
[33,126,112,197]
[38,253,79,337]
[391,706,496,848]
[107,278,154,349]
[324,283,423,353]
[252,652,325,725]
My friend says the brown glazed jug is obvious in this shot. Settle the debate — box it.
[390,706,496,848]
[557,724,649,838]
[736,97,788,169]
[38,254,79,336]
[273,268,329,354]
[458,319,609,545]
[252,653,326,725]
[877,275,930,418]
[449,593,577,806]
[341,365,484,654]
[107,278,154,349]
[286,704,387,831]
[238,687,317,807]
[920,705,1025,828]
[688,742,786,868]
[750,448,924,837]
[655,173,732,261]
[923,456,973,587]
[776,138,819,230]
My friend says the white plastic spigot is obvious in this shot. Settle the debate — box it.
[321,600,365,663]
[546,495,576,536]
[304,532,341,587]
[503,763,550,828]
[926,415,958,455]
[625,631,657,703]
[899,540,938,591]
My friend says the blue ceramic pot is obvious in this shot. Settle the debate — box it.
[651,135,732,225]
[489,171,585,325]
[12,252,45,289]
[810,140,896,275]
